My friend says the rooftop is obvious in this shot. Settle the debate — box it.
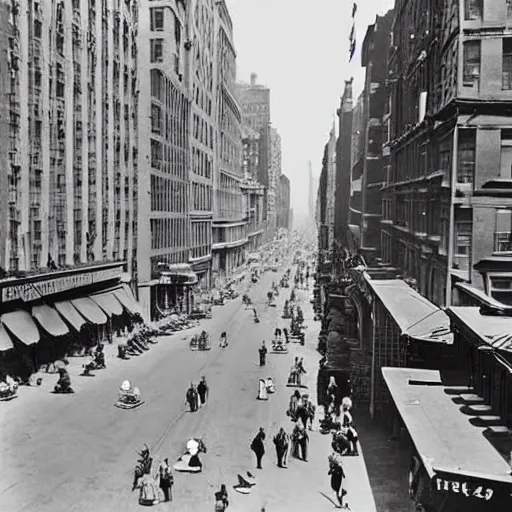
[383,367,512,483]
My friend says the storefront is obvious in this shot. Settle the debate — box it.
[0,262,142,379]
[362,278,452,419]
[383,367,512,512]
[152,263,198,319]
[448,306,512,429]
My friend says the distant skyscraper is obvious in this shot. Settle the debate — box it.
[308,161,315,222]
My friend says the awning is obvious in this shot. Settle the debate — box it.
[114,285,143,316]
[382,367,512,483]
[54,301,87,332]
[90,292,124,317]
[0,324,14,351]
[32,305,69,337]
[367,279,452,343]
[71,297,108,325]
[1,310,40,345]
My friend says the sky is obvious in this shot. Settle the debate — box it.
[226,0,395,223]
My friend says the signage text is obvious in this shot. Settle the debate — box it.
[1,266,123,302]
[435,477,494,501]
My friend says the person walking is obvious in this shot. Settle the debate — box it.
[250,427,266,469]
[197,376,209,407]
[306,399,316,431]
[328,453,347,508]
[186,383,198,412]
[158,458,173,502]
[214,484,229,511]
[273,428,289,468]
[259,342,267,366]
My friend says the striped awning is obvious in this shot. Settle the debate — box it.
[32,305,69,337]
[54,301,87,332]
[1,310,40,345]
[91,292,124,317]
[487,332,512,352]
[114,285,143,316]
[0,324,14,351]
[71,297,108,325]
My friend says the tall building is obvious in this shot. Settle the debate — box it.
[241,125,265,250]
[334,79,354,249]
[349,12,393,261]
[326,124,337,250]
[188,0,215,290]
[277,173,291,229]
[0,0,140,342]
[236,73,275,240]
[137,0,192,320]
[267,127,282,233]
[211,0,246,280]
[384,0,512,307]
[1,0,138,273]
[308,161,315,223]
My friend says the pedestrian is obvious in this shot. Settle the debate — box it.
[220,332,228,348]
[292,421,309,461]
[306,399,316,431]
[158,458,173,502]
[273,428,289,468]
[250,427,266,469]
[186,383,198,412]
[214,484,229,511]
[197,376,209,407]
[328,453,347,508]
[259,342,267,366]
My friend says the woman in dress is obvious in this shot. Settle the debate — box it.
[214,484,229,511]
[341,397,359,456]
[328,453,347,508]
[287,390,301,420]
[258,379,269,400]
[138,461,160,506]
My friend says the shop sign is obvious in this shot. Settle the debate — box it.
[1,266,123,302]
[435,477,494,501]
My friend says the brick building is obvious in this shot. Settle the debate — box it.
[349,12,393,261]
[383,0,512,307]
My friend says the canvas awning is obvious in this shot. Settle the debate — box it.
[383,367,512,484]
[32,304,69,337]
[71,297,108,325]
[90,292,123,317]
[113,285,143,316]
[367,279,452,344]
[54,301,87,332]
[1,310,40,345]
[0,324,14,351]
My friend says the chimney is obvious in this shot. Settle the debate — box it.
[250,73,257,86]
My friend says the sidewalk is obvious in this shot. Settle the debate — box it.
[298,284,378,512]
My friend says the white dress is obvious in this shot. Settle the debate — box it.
[258,379,268,400]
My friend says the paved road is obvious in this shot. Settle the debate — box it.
[0,268,376,512]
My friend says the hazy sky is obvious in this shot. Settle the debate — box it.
[226,0,395,221]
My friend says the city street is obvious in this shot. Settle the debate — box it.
[0,268,375,512]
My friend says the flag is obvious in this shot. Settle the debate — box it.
[349,38,356,62]
[352,2,357,17]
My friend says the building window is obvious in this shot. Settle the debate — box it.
[440,202,449,253]
[150,139,162,169]
[463,40,481,88]
[508,0,512,19]
[438,137,452,173]
[150,7,164,31]
[503,39,512,90]
[457,129,476,184]
[150,39,163,63]
[464,0,482,20]
[494,209,512,252]
[453,218,472,272]
[151,103,161,134]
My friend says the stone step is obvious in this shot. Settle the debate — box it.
[485,425,512,437]
[466,404,494,414]
[473,415,504,426]
[459,394,485,404]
